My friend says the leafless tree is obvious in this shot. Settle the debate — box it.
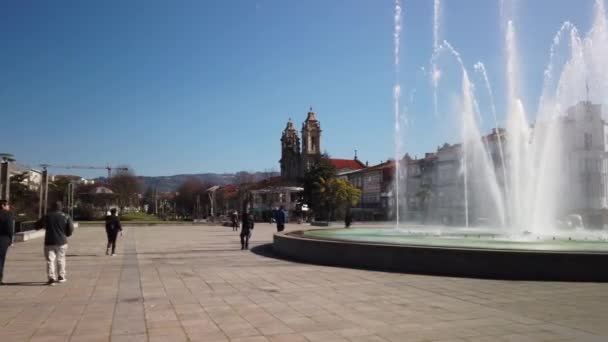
[108,167,142,210]
[234,171,256,185]
[175,177,209,217]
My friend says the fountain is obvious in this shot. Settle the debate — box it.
[273,0,608,281]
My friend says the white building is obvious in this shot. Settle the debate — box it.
[561,102,608,225]
[406,101,608,227]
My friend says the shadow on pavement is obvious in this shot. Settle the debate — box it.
[2,282,48,286]
[249,243,291,262]
[137,249,241,254]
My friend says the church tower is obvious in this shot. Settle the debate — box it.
[301,107,322,173]
[280,119,301,182]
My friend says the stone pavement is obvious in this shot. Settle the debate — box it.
[1,223,607,342]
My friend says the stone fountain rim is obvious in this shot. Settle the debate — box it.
[289,227,608,255]
[273,228,608,281]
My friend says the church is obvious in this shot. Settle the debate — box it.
[280,108,366,183]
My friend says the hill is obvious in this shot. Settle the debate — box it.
[136,171,278,192]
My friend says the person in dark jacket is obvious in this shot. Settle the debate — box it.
[240,211,254,250]
[105,208,122,256]
[276,206,287,232]
[344,209,352,228]
[0,200,14,285]
[36,201,74,285]
[230,211,239,231]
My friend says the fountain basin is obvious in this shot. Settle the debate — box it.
[273,227,608,281]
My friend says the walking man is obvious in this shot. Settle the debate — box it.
[276,205,287,232]
[231,211,239,231]
[0,200,14,285]
[105,208,122,256]
[240,211,254,250]
[36,201,74,286]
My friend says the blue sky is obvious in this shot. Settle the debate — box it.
[0,0,598,177]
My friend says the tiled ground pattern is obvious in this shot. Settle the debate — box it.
[1,223,607,341]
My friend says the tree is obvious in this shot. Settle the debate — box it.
[74,182,117,219]
[302,154,336,218]
[9,172,40,220]
[47,175,79,207]
[234,171,256,186]
[259,168,278,181]
[108,168,142,211]
[142,187,156,214]
[314,177,361,221]
[175,178,208,218]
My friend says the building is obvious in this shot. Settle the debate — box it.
[279,120,301,182]
[403,101,608,228]
[301,109,322,174]
[561,101,608,225]
[250,186,304,214]
[280,108,365,182]
[240,176,304,222]
[330,158,367,174]
[8,162,43,191]
[405,152,441,222]
[338,160,395,220]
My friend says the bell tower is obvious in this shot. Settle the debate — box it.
[280,119,301,182]
[301,107,322,173]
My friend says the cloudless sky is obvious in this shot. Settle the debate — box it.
[0,0,600,177]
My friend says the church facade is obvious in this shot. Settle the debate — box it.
[280,108,321,182]
[280,108,365,182]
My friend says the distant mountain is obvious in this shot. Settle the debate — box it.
[135,171,279,192]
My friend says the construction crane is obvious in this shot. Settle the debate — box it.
[40,164,129,179]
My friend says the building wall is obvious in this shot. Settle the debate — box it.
[562,102,608,213]
[404,101,608,227]
[355,169,382,208]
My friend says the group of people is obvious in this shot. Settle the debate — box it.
[0,200,74,286]
[0,200,122,286]
[229,206,289,251]
[0,200,311,285]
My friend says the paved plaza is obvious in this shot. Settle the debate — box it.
[0,223,607,342]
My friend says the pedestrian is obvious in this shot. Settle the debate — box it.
[240,211,254,250]
[105,208,122,256]
[231,211,239,231]
[345,209,352,228]
[36,201,74,286]
[0,200,15,285]
[276,205,287,232]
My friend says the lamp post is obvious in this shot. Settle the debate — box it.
[0,153,15,201]
[38,166,49,218]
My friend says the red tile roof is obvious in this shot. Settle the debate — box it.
[348,160,394,173]
[220,185,238,193]
[329,159,366,171]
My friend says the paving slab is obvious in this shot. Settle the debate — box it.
[0,223,607,341]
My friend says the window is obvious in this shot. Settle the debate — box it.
[584,133,592,150]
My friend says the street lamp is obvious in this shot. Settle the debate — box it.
[0,153,15,201]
